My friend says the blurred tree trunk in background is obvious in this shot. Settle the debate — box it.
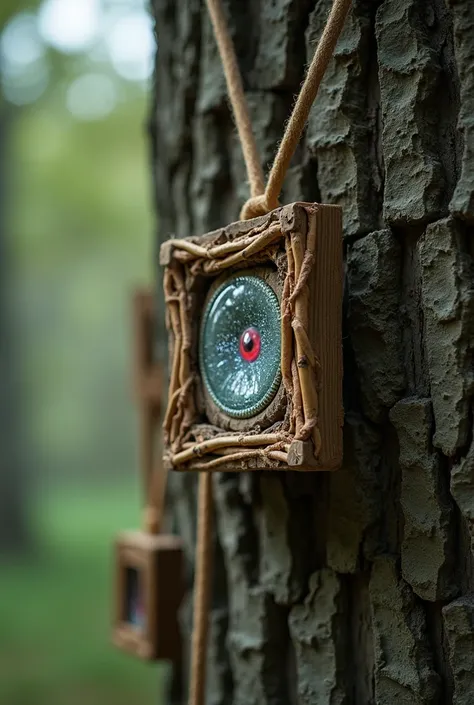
[0,108,30,556]
[151,1,474,703]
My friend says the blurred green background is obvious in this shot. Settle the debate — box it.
[0,1,162,703]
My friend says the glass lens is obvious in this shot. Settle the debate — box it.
[125,567,144,630]
[199,274,281,418]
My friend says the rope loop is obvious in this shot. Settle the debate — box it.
[239,193,280,221]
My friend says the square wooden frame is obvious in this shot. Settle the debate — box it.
[160,202,343,473]
[113,531,184,661]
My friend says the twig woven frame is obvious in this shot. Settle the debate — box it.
[161,202,343,473]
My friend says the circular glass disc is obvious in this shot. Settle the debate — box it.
[199,274,282,419]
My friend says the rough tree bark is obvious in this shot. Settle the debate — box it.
[151,1,474,703]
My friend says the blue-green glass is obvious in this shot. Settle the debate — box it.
[199,275,281,418]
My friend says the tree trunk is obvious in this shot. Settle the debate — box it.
[0,108,30,557]
[151,0,474,703]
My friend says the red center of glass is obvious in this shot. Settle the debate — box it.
[239,327,261,363]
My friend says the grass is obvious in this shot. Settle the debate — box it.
[0,482,167,705]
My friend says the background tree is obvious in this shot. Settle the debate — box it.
[0,2,160,702]
[152,0,474,703]
[0,0,40,555]
[0,104,31,555]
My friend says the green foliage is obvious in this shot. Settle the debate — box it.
[0,483,165,705]
[1,5,160,702]
[13,91,153,259]
[0,0,40,31]
[10,70,153,482]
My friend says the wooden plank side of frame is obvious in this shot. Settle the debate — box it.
[308,204,343,469]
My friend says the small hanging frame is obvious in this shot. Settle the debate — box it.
[113,531,184,661]
[112,289,184,663]
[162,202,343,473]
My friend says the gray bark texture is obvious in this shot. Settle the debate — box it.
[150,0,474,703]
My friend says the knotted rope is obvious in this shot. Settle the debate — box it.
[188,2,351,703]
[206,0,352,220]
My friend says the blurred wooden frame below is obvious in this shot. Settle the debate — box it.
[112,290,185,669]
[113,531,184,662]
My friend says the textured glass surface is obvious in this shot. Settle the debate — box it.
[125,567,144,629]
[199,275,281,418]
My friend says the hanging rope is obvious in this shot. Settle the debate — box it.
[205,0,352,220]
[187,2,351,704]
[143,430,167,534]
[188,473,213,705]
[205,0,265,199]
[241,0,352,218]
[133,290,167,536]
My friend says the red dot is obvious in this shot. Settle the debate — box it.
[239,327,261,362]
